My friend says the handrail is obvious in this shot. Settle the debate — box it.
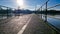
[0,5,15,10]
[47,4,60,9]
[37,0,60,34]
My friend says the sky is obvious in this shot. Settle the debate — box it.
[0,0,60,10]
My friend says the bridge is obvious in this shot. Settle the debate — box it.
[0,0,60,34]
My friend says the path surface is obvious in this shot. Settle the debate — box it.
[23,14,53,34]
[0,14,53,34]
[0,14,32,34]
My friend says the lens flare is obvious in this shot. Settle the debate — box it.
[17,0,24,9]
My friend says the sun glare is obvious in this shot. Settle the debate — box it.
[17,0,24,9]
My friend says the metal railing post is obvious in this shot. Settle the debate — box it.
[45,0,49,22]
[41,6,42,19]
[7,8,8,18]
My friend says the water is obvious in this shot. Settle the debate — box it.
[42,14,60,29]
[47,17,60,29]
[0,16,7,20]
[0,14,13,20]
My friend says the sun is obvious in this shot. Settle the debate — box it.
[17,0,24,9]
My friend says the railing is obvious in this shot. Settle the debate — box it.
[0,5,15,20]
[37,0,60,34]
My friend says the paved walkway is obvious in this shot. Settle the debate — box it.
[0,16,15,25]
[23,14,53,34]
[0,14,32,34]
[0,14,53,34]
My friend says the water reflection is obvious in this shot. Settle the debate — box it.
[42,14,60,29]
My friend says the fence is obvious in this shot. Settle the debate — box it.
[37,0,60,34]
[0,5,15,20]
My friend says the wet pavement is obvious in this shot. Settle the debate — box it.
[0,14,53,34]
[23,14,53,34]
[0,14,32,34]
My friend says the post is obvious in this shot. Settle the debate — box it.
[35,5,36,11]
[45,2,48,22]
[41,7,42,19]
[0,6,3,19]
[7,8,8,18]
[0,6,1,10]
[9,8,12,17]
